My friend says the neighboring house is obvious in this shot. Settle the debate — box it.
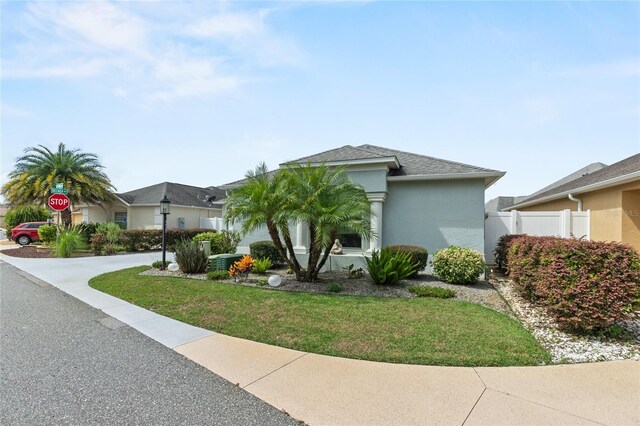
[73,182,225,230]
[485,162,607,212]
[507,154,640,251]
[221,144,505,262]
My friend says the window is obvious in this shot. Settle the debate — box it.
[114,212,127,229]
[337,233,362,249]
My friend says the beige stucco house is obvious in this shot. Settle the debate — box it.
[73,182,225,230]
[507,154,640,252]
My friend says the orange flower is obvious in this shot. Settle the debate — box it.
[229,255,254,277]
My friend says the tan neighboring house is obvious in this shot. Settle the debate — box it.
[73,182,225,230]
[507,154,640,252]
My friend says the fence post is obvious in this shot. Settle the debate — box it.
[560,209,571,238]
[510,210,518,234]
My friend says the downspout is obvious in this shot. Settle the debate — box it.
[568,193,582,212]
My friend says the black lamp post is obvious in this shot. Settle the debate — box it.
[160,195,171,270]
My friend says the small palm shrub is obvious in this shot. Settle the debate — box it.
[386,245,428,277]
[174,239,209,273]
[252,258,273,274]
[55,230,84,258]
[366,248,418,286]
[71,222,99,244]
[433,246,485,284]
[250,240,284,265]
[38,225,58,245]
[409,285,456,299]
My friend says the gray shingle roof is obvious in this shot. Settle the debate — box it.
[116,182,225,208]
[511,154,640,207]
[221,144,504,189]
[485,196,529,212]
[527,162,607,198]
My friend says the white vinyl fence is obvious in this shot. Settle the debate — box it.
[485,209,590,263]
[199,217,226,231]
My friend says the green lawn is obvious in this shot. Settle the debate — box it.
[90,266,550,367]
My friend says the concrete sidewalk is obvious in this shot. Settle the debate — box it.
[1,252,638,425]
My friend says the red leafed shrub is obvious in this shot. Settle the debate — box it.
[507,235,640,333]
[493,234,526,271]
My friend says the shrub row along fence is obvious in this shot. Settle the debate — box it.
[499,235,640,334]
[92,228,212,254]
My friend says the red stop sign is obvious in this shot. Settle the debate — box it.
[48,193,70,211]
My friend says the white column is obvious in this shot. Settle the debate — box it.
[294,221,307,254]
[367,193,387,252]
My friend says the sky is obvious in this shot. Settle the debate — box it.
[1,1,639,203]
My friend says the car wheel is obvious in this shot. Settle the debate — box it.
[17,235,31,246]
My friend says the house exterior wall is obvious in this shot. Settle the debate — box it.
[383,179,486,253]
[128,206,157,229]
[517,180,640,252]
[168,207,220,230]
[347,169,388,193]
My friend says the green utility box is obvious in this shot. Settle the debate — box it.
[208,254,243,272]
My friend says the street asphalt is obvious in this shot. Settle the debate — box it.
[0,261,298,425]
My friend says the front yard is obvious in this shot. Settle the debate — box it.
[90,266,550,367]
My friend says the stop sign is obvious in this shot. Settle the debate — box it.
[48,193,70,211]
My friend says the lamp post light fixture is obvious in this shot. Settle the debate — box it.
[160,195,171,270]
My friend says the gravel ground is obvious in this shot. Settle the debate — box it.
[141,267,514,316]
[488,271,640,364]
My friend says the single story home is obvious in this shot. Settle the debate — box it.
[507,153,640,252]
[73,182,225,230]
[221,144,505,265]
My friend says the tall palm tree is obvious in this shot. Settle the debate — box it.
[1,143,115,226]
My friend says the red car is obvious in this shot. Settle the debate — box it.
[10,222,48,246]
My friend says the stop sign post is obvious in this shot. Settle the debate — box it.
[48,193,70,211]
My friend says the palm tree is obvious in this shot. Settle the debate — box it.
[224,162,303,274]
[1,143,115,226]
[225,162,372,282]
[280,164,372,281]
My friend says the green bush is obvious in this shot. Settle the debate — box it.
[409,286,456,299]
[55,230,84,258]
[385,245,428,277]
[96,222,122,245]
[71,222,99,244]
[433,246,485,284]
[174,239,209,274]
[366,248,418,286]
[91,232,106,255]
[212,230,242,254]
[193,231,218,245]
[327,283,343,293]
[252,257,273,274]
[250,240,284,264]
[38,225,58,245]
[5,206,50,235]
[152,260,171,269]
[207,270,229,280]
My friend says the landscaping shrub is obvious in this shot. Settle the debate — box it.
[91,232,106,255]
[71,222,99,244]
[96,222,122,245]
[55,229,84,258]
[118,228,216,252]
[173,239,209,273]
[507,235,640,333]
[409,286,456,299]
[493,234,525,271]
[229,255,254,281]
[385,245,428,277]
[5,205,49,235]
[193,231,218,244]
[207,270,229,280]
[366,248,418,286]
[152,260,170,269]
[38,225,58,245]
[252,258,273,274]
[433,246,485,284]
[210,230,241,254]
[250,240,284,264]
[327,283,343,293]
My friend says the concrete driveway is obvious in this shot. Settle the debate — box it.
[1,252,638,425]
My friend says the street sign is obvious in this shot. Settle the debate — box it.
[50,188,68,194]
[48,193,70,211]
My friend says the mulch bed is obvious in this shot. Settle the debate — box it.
[1,245,55,258]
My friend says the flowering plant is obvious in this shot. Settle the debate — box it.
[229,255,254,280]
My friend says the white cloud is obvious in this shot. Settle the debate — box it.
[2,2,302,103]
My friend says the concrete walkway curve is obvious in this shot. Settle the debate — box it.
[1,252,638,425]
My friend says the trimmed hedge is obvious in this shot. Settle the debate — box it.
[250,240,284,264]
[493,234,525,271]
[507,235,640,333]
[385,245,428,277]
[119,228,212,252]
